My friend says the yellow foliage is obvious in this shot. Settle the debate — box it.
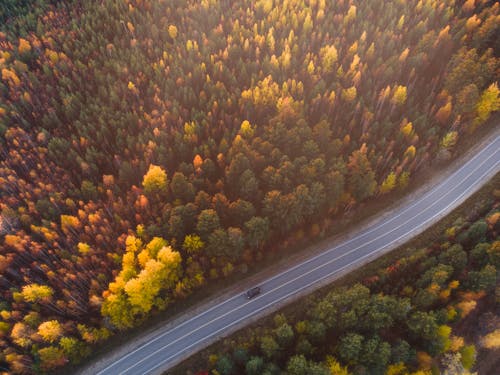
[77,242,91,255]
[45,49,59,64]
[342,86,357,103]
[456,300,476,317]
[386,363,406,375]
[380,172,397,195]
[449,280,459,289]
[239,120,254,138]
[446,306,458,321]
[1,68,21,87]
[345,5,357,24]
[60,215,81,234]
[168,25,178,39]
[450,335,464,351]
[438,325,452,351]
[474,82,500,127]
[125,235,142,254]
[21,284,53,303]
[400,121,413,137]
[142,164,168,195]
[440,131,458,150]
[4,234,21,247]
[481,329,500,349]
[326,356,350,375]
[320,45,338,73]
[392,85,407,105]
[11,322,32,348]
[37,320,62,343]
[18,38,31,54]
[404,145,416,159]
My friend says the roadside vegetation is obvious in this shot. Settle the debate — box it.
[175,175,500,375]
[0,0,499,373]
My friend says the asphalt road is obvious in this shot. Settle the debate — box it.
[95,134,500,375]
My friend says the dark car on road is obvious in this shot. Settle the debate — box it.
[246,287,261,299]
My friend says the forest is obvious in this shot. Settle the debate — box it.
[0,0,499,373]
[193,185,500,375]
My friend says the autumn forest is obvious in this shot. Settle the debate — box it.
[0,0,499,373]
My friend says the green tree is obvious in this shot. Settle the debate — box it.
[215,355,234,375]
[338,333,364,364]
[246,356,265,375]
[196,209,221,240]
[347,144,376,201]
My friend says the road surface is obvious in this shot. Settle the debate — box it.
[92,134,500,375]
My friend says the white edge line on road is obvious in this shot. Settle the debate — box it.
[123,155,499,374]
[96,135,500,375]
[143,158,499,375]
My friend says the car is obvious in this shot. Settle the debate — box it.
[245,286,261,299]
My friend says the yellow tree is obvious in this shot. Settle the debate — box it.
[473,83,499,128]
[37,320,63,343]
[142,164,168,197]
[21,284,53,303]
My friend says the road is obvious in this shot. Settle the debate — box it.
[92,134,500,375]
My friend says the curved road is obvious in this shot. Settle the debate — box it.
[93,134,500,375]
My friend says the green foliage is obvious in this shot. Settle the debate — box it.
[459,344,476,370]
[201,190,500,375]
[0,0,499,373]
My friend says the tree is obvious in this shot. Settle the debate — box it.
[348,144,377,201]
[391,86,407,106]
[246,356,265,375]
[38,346,67,371]
[338,333,364,364]
[467,264,497,291]
[260,335,280,359]
[438,244,467,274]
[474,83,500,127]
[59,337,90,364]
[37,320,63,343]
[196,209,221,240]
[182,234,204,255]
[142,164,168,197]
[326,356,350,375]
[215,355,234,375]
[274,322,294,347]
[21,284,53,303]
[168,25,178,39]
[380,172,397,195]
[407,311,438,342]
[170,172,195,202]
[359,336,391,371]
[460,344,476,370]
[244,216,270,250]
[286,355,329,375]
